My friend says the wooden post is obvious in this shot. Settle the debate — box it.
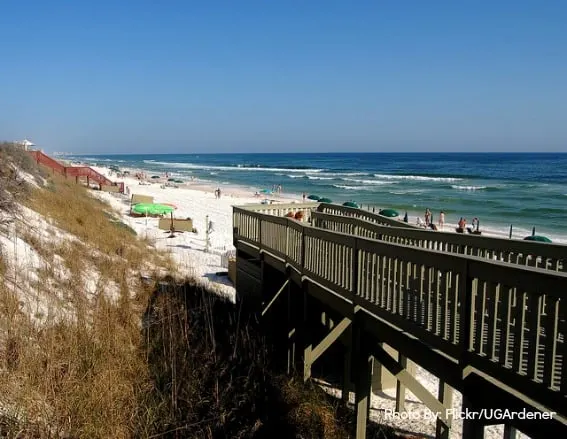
[302,284,312,382]
[462,396,484,439]
[436,381,453,439]
[503,424,517,439]
[339,324,353,405]
[395,354,407,412]
[353,322,373,439]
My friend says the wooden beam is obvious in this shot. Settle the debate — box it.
[371,342,451,425]
[262,279,290,317]
[310,317,351,364]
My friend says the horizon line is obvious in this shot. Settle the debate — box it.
[53,151,567,156]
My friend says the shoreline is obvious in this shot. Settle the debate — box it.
[85,160,566,245]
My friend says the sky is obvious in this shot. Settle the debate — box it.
[1,0,566,154]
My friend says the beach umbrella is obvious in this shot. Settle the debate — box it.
[342,201,359,208]
[319,197,333,203]
[132,203,175,216]
[109,165,120,172]
[167,178,176,182]
[151,175,161,179]
[307,194,320,200]
[523,235,552,243]
[174,179,184,183]
[379,208,399,218]
[260,189,272,194]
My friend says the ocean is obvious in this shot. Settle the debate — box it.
[64,152,567,244]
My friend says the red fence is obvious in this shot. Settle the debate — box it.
[28,151,124,193]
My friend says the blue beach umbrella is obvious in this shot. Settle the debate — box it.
[307,194,320,200]
[319,197,333,203]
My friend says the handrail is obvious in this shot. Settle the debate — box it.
[28,150,124,193]
[312,211,566,272]
[317,203,418,229]
[237,201,318,221]
[28,150,66,174]
[233,205,567,416]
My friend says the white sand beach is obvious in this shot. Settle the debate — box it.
[90,165,295,301]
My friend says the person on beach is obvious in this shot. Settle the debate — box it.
[425,208,431,226]
[302,192,306,202]
[439,211,445,230]
[403,212,408,223]
[217,188,222,199]
[458,217,466,232]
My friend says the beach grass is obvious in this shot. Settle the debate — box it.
[0,148,366,438]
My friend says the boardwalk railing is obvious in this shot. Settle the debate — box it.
[317,202,418,229]
[312,211,567,272]
[233,206,567,415]
[236,201,318,221]
[29,150,124,193]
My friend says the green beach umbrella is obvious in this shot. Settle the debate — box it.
[379,208,399,218]
[319,197,333,203]
[109,165,120,172]
[342,201,359,208]
[167,178,176,182]
[307,194,320,200]
[523,235,552,243]
[174,179,184,183]
[132,203,174,216]
[151,175,161,179]
[260,189,272,194]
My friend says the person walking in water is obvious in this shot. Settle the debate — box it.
[438,210,445,230]
[424,208,431,226]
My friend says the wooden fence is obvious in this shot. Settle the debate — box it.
[312,211,566,272]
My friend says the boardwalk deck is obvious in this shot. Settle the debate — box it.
[233,204,567,438]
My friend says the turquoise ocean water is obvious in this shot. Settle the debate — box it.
[65,153,567,244]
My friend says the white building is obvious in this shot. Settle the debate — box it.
[15,139,35,150]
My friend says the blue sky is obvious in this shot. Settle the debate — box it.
[1,0,566,153]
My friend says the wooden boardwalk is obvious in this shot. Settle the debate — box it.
[233,202,567,439]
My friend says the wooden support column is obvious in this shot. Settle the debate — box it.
[436,381,453,439]
[395,353,407,412]
[303,283,313,382]
[286,280,304,375]
[353,323,373,439]
[462,396,484,439]
[503,424,517,439]
[341,325,352,405]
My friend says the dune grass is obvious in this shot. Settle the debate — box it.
[0,152,373,438]
[0,165,176,437]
